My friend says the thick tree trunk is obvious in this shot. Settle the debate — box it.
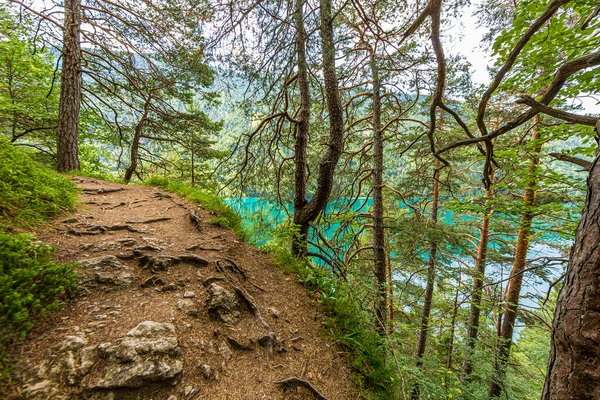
[292,0,310,257]
[412,165,441,400]
[489,117,541,398]
[124,100,150,183]
[461,170,495,383]
[542,120,600,399]
[292,0,344,254]
[370,54,387,335]
[56,0,82,172]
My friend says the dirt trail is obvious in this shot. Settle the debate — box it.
[8,177,358,400]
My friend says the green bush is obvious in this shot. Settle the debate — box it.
[0,139,77,227]
[0,232,76,377]
[145,176,247,240]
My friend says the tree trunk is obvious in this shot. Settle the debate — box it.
[292,0,345,254]
[542,120,600,399]
[489,117,541,398]
[446,284,459,371]
[411,164,441,400]
[56,0,82,172]
[292,0,310,257]
[461,170,495,383]
[124,99,150,183]
[370,53,387,335]
[387,252,394,336]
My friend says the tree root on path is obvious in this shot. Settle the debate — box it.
[216,258,267,292]
[67,224,144,235]
[273,377,329,400]
[139,254,209,273]
[82,187,125,194]
[125,217,172,224]
[203,275,276,356]
[189,209,202,231]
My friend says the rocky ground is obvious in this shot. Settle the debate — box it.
[5,177,359,400]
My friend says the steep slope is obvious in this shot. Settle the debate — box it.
[7,177,358,400]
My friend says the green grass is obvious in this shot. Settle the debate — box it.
[0,139,77,227]
[145,176,247,240]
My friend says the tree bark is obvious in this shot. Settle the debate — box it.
[370,53,387,335]
[542,119,600,399]
[489,116,541,398]
[412,164,441,400]
[461,170,495,383]
[292,0,345,254]
[56,0,82,172]
[292,0,310,257]
[124,99,150,183]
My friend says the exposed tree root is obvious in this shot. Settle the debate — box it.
[216,258,247,280]
[103,202,127,211]
[189,209,202,231]
[67,224,144,235]
[202,276,276,356]
[186,244,223,251]
[82,187,125,194]
[125,217,172,224]
[139,254,209,273]
[273,377,329,400]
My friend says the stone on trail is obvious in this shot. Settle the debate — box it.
[76,256,133,294]
[88,321,182,389]
[205,283,243,324]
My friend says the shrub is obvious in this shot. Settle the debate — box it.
[0,139,77,227]
[0,232,76,378]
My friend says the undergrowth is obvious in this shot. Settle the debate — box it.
[145,176,247,240]
[0,139,77,227]
[0,141,77,380]
[263,225,402,399]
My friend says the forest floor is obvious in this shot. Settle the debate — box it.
[6,177,359,400]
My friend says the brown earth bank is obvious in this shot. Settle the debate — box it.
[4,177,360,400]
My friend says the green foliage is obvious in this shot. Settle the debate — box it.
[0,232,76,378]
[0,6,59,145]
[0,139,77,227]
[145,176,247,240]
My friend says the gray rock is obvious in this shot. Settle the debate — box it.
[22,380,65,400]
[88,321,182,389]
[206,283,242,324]
[266,307,280,318]
[200,364,215,380]
[218,341,232,361]
[177,299,194,311]
[117,238,137,246]
[182,386,198,399]
[76,256,132,294]
[183,291,196,298]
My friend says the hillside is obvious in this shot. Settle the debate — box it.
[7,177,358,400]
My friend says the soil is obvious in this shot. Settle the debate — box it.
[5,177,360,400]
